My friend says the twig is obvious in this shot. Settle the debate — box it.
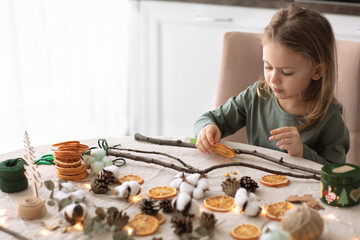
[0,226,31,240]
[134,133,321,175]
[110,147,199,171]
[107,149,320,181]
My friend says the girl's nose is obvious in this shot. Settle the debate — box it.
[270,71,281,85]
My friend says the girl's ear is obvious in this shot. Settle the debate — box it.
[312,64,322,81]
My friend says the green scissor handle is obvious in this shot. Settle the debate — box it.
[35,154,55,165]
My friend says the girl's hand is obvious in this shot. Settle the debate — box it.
[196,124,221,154]
[269,126,304,157]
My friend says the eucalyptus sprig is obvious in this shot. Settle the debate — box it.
[44,179,73,211]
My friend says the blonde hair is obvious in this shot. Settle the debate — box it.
[258,4,338,131]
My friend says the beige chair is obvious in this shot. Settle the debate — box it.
[214,31,360,166]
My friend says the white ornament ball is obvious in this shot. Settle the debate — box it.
[90,161,105,174]
[90,148,106,161]
[83,155,96,168]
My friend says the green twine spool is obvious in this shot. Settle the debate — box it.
[0,158,28,193]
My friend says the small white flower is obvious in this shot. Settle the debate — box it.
[127,180,141,197]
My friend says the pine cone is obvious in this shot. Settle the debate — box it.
[221,177,241,197]
[90,177,109,194]
[240,176,259,193]
[199,212,217,231]
[98,169,117,185]
[107,207,129,231]
[171,214,193,236]
[139,198,160,216]
[159,199,175,213]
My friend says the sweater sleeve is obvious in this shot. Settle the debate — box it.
[303,106,349,164]
[194,83,257,138]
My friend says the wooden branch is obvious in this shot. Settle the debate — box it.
[107,149,194,173]
[134,133,321,175]
[110,147,199,171]
[0,226,31,240]
[107,149,320,181]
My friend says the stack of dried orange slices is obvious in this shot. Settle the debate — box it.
[260,174,290,188]
[52,141,89,181]
[146,186,177,200]
[203,195,235,212]
[265,202,295,221]
[230,223,261,240]
[211,143,236,158]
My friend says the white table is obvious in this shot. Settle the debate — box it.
[0,136,359,240]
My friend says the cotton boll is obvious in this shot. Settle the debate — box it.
[63,202,87,225]
[83,155,96,169]
[192,188,204,200]
[70,189,86,202]
[127,180,141,197]
[114,182,130,198]
[187,199,200,217]
[90,148,106,161]
[235,188,248,211]
[186,173,200,186]
[244,193,261,217]
[170,178,183,189]
[173,172,187,179]
[196,178,209,191]
[60,182,77,193]
[260,225,291,240]
[179,181,195,195]
[172,192,191,212]
[54,191,70,202]
[104,165,121,179]
[102,156,113,166]
[90,161,105,174]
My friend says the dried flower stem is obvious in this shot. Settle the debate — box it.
[134,133,320,175]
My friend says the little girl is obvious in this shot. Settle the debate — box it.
[194,4,349,165]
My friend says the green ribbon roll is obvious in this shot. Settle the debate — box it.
[0,158,28,193]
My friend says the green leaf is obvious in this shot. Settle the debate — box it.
[83,218,94,235]
[194,226,209,236]
[49,190,54,199]
[47,200,55,206]
[93,220,103,234]
[44,180,55,191]
[58,198,72,211]
[190,138,197,144]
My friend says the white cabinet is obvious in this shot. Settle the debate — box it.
[128,1,360,137]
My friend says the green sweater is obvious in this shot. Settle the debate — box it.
[194,82,350,165]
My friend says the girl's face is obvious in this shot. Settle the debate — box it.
[263,40,321,114]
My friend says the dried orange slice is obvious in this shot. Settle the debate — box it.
[147,187,177,200]
[128,215,159,236]
[52,141,80,147]
[203,195,235,212]
[266,202,294,221]
[211,143,236,158]
[133,212,165,225]
[119,175,144,185]
[230,223,261,240]
[260,175,290,188]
